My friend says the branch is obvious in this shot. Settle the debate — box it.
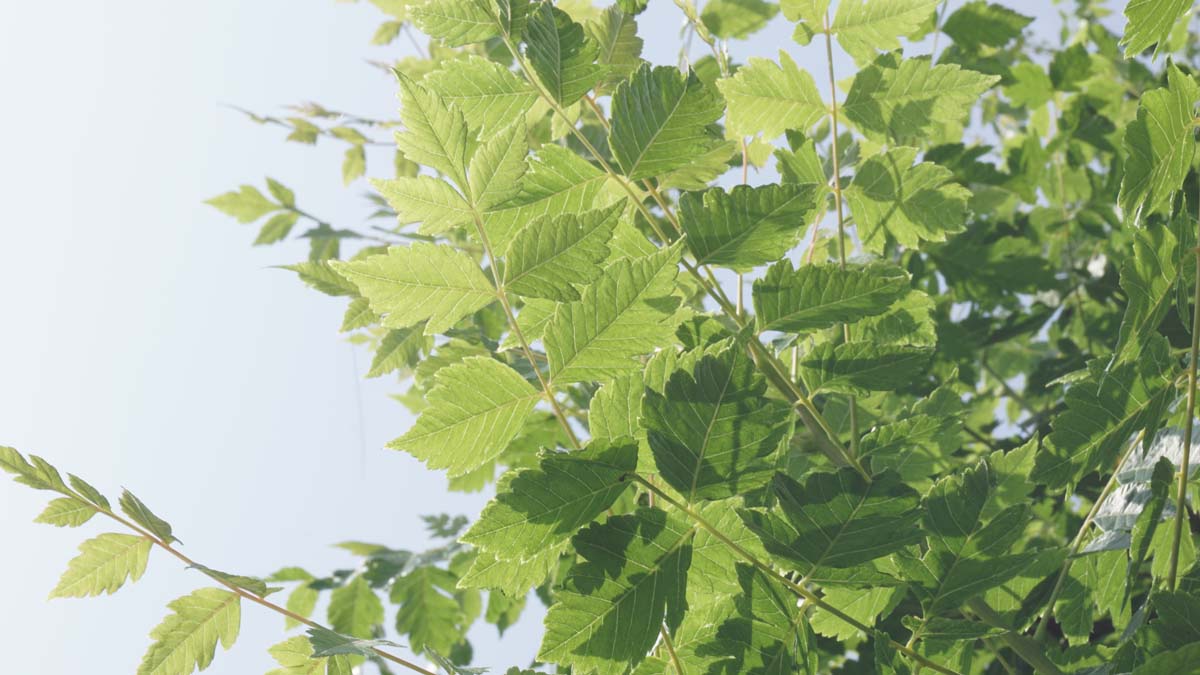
[1169,240,1200,589]
[43,475,437,675]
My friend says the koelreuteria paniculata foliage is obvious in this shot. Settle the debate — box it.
[8,1,1200,674]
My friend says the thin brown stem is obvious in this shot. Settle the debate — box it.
[70,491,436,675]
[1169,241,1200,589]
[659,624,685,675]
[822,12,859,459]
[1033,430,1143,641]
[467,208,582,449]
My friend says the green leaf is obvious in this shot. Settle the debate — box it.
[265,178,296,208]
[609,64,725,181]
[463,439,636,558]
[35,497,96,528]
[286,584,319,630]
[459,542,564,595]
[742,470,922,579]
[0,447,67,492]
[393,74,472,187]
[753,260,908,333]
[367,328,425,378]
[843,146,971,254]
[526,2,605,106]
[902,464,1042,613]
[424,56,538,133]
[482,143,618,253]
[1118,64,1199,223]
[710,564,810,674]
[718,51,825,140]
[798,341,932,395]
[811,586,902,640]
[545,244,684,384]
[284,261,360,297]
[585,6,643,94]
[328,576,383,639]
[1122,0,1193,58]
[120,489,178,544]
[268,636,352,675]
[411,0,500,47]
[1115,217,1184,362]
[391,566,466,655]
[389,356,540,477]
[832,0,941,65]
[700,0,779,39]
[1034,337,1175,489]
[49,533,151,598]
[503,204,621,301]
[842,53,999,143]
[467,118,529,214]
[341,145,366,185]
[254,211,300,245]
[333,243,495,335]
[68,473,111,510]
[643,339,792,502]
[538,509,695,675]
[372,175,472,235]
[941,1,1031,50]
[305,625,404,658]
[205,185,279,224]
[781,0,829,44]
[588,372,651,467]
[1132,642,1200,675]
[137,588,240,675]
[679,183,821,271]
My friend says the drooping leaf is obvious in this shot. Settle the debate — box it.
[843,146,971,254]
[1118,64,1200,223]
[503,204,621,301]
[538,509,695,675]
[679,183,821,271]
[753,260,908,333]
[545,244,684,384]
[718,51,825,140]
[333,243,495,335]
[609,64,725,181]
[137,588,241,675]
[305,625,404,659]
[463,439,637,558]
[49,533,152,598]
[643,339,792,502]
[391,356,539,476]
[267,636,352,675]
[120,489,178,544]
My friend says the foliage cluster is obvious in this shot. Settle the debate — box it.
[7,1,1200,674]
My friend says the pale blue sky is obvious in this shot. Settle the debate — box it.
[0,1,1070,673]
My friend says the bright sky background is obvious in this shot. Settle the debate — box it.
[0,1,1075,673]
